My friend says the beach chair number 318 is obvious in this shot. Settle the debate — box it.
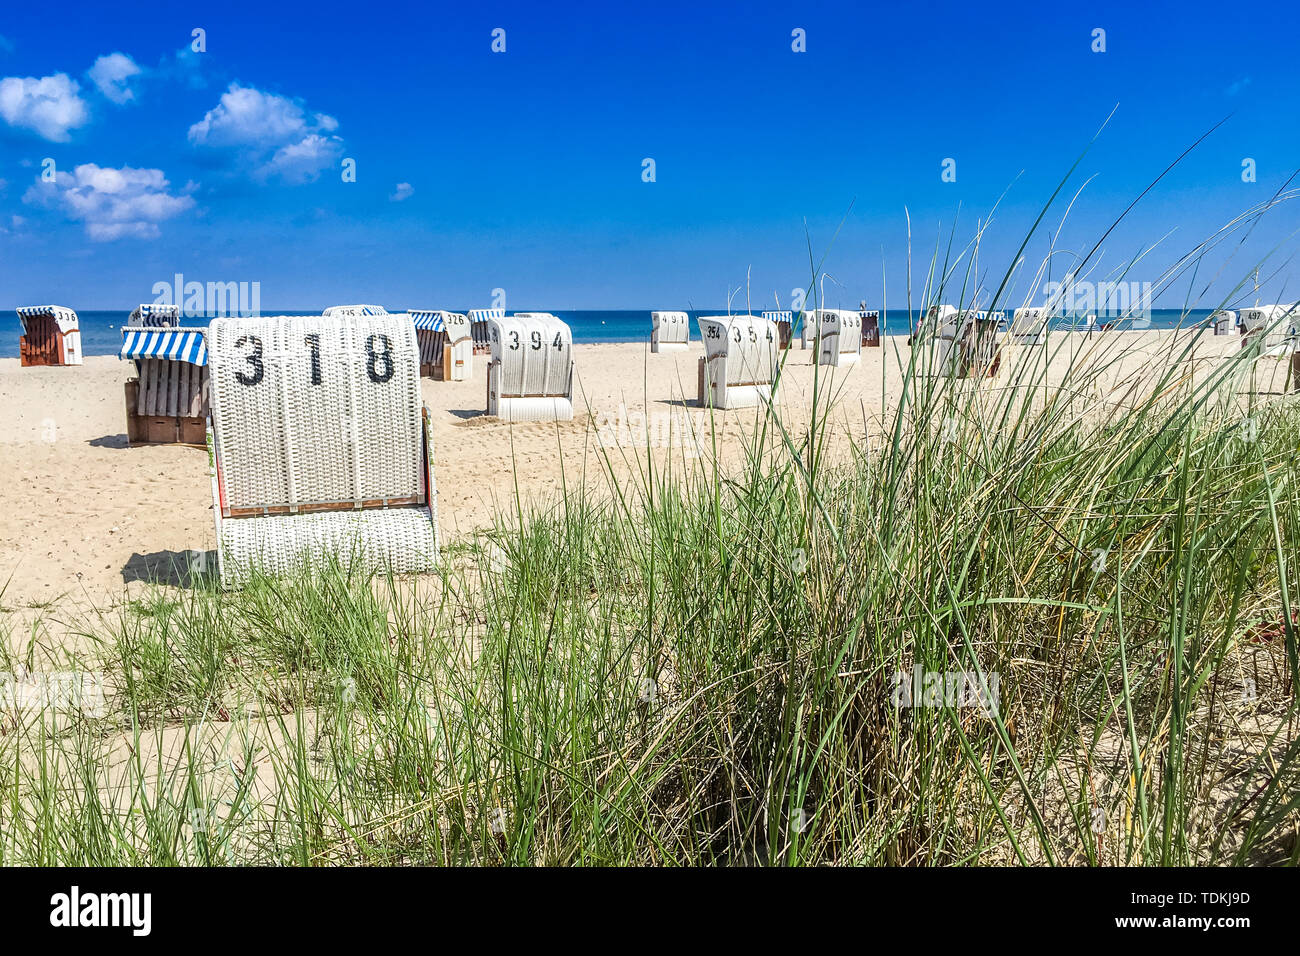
[231,333,396,386]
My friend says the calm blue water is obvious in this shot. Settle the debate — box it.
[0,308,1219,359]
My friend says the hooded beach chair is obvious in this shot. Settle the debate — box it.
[762,311,794,350]
[1211,310,1238,336]
[650,311,690,352]
[323,304,389,317]
[1009,307,1049,345]
[206,313,439,586]
[467,308,501,355]
[411,310,473,380]
[696,314,780,409]
[815,309,863,367]
[16,306,82,367]
[912,305,960,375]
[1239,305,1297,356]
[860,310,881,348]
[120,305,210,445]
[956,311,1003,377]
[486,312,574,421]
[130,303,181,328]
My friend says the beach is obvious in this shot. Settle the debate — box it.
[0,330,1266,629]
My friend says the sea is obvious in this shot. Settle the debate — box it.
[0,308,1222,360]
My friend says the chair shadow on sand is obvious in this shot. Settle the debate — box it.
[88,434,130,449]
[122,550,219,589]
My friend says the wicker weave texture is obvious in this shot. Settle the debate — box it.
[650,311,690,351]
[487,313,574,420]
[209,315,422,511]
[816,309,863,366]
[219,507,437,582]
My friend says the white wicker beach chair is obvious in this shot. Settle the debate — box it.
[912,305,960,376]
[486,312,574,421]
[1211,310,1238,336]
[696,314,780,409]
[1009,307,1049,345]
[16,305,81,366]
[1239,305,1297,355]
[322,304,389,317]
[206,313,439,586]
[650,311,690,352]
[815,309,863,367]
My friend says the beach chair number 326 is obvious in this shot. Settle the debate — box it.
[230,333,396,386]
[490,327,565,350]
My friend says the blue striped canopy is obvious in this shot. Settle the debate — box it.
[409,310,447,332]
[120,327,208,366]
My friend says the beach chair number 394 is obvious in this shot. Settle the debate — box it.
[490,327,565,350]
[231,333,396,386]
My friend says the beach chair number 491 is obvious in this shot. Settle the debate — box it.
[491,326,565,351]
[231,333,396,386]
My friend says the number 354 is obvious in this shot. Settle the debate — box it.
[232,334,396,386]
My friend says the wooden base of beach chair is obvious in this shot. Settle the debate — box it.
[124,380,208,446]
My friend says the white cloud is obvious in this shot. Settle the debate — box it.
[88,52,143,105]
[188,83,343,182]
[24,163,195,240]
[390,182,414,202]
[259,134,343,184]
[0,73,89,141]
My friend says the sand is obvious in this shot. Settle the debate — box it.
[0,331,1273,640]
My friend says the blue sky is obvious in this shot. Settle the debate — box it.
[0,0,1296,312]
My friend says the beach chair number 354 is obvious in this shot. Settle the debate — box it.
[230,333,396,386]
[490,327,565,350]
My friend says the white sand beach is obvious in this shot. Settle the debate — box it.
[0,331,1276,629]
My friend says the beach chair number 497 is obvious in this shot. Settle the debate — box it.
[491,326,565,351]
[231,333,396,386]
